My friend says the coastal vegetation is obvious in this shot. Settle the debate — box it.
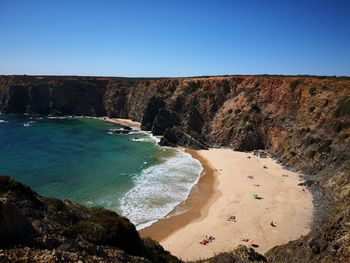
[0,175,179,262]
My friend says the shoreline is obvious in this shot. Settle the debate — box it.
[98,118,315,260]
[142,149,314,261]
[98,117,141,130]
[139,149,219,240]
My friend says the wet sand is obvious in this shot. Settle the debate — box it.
[140,149,219,240]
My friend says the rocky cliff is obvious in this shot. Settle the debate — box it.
[0,75,349,262]
[0,175,179,263]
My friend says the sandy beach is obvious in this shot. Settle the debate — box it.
[104,118,314,260]
[141,149,314,261]
[99,117,141,129]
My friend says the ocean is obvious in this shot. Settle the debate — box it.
[0,115,202,229]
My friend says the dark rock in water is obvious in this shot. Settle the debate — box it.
[0,175,180,263]
[109,125,132,134]
[152,108,182,135]
[141,95,166,131]
[160,126,209,150]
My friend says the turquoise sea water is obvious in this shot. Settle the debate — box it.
[0,115,202,229]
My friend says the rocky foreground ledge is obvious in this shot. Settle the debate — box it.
[0,175,270,263]
[0,175,179,263]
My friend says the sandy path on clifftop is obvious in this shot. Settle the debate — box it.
[144,149,314,261]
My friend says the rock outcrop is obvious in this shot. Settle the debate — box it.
[160,127,209,150]
[205,245,267,262]
[0,74,349,262]
[0,175,179,263]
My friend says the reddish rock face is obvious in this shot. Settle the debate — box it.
[0,74,349,262]
[1,75,349,163]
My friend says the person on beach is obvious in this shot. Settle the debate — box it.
[228,215,236,222]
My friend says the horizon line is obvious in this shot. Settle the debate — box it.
[1,73,349,79]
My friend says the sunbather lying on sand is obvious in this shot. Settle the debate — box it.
[228,215,236,222]
[199,236,216,245]
[253,193,263,200]
[199,240,209,245]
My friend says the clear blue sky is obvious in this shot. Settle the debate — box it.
[0,0,349,77]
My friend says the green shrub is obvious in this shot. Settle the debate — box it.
[309,137,321,144]
[202,91,210,97]
[65,206,143,256]
[334,122,342,133]
[334,122,350,133]
[234,108,241,114]
[317,139,332,153]
[341,133,350,140]
[323,99,329,107]
[308,150,316,159]
[244,85,259,103]
[143,238,180,263]
[45,197,64,214]
[242,115,251,123]
[308,106,316,113]
[250,103,261,113]
[335,97,350,117]
[71,220,107,243]
[309,87,317,96]
[0,175,36,199]
[243,123,253,131]
[330,205,340,214]
[299,127,311,133]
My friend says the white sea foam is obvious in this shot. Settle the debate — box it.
[119,149,203,230]
[47,116,72,120]
[129,131,161,143]
[0,120,8,124]
[129,137,150,142]
[23,120,36,127]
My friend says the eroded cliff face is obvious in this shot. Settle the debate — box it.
[0,76,108,116]
[0,75,349,262]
